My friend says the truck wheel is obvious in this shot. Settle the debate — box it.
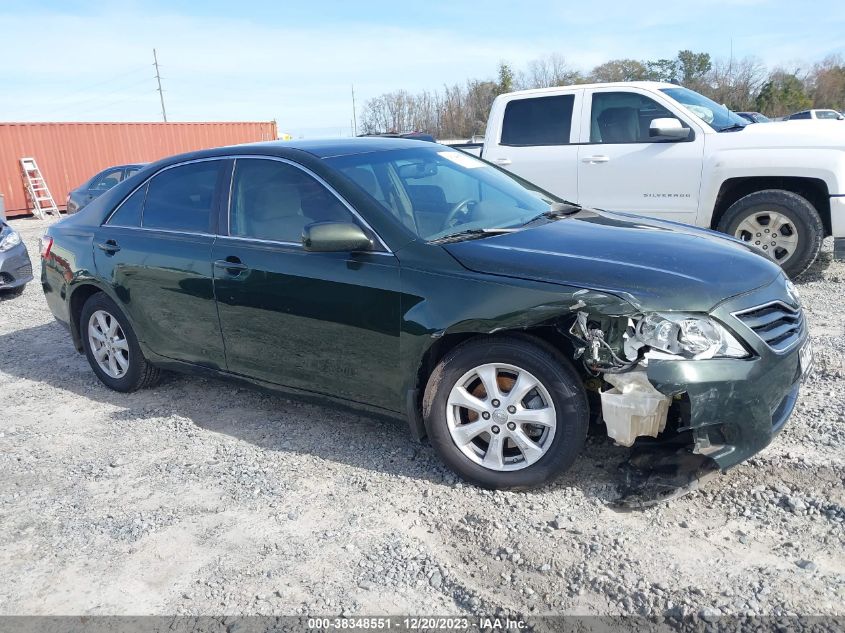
[717,189,823,278]
[422,335,589,490]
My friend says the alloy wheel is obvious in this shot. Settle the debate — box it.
[734,210,798,264]
[446,363,557,471]
[87,309,130,379]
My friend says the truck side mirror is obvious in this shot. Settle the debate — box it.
[649,118,690,140]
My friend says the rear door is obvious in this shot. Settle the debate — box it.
[483,90,582,200]
[211,157,403,411]
[93,159,228,369]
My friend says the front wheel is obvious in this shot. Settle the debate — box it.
[422,336,589,490]
[717,189,823,278]
[80,292,161,392]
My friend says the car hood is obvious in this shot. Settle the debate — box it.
[443,210,782,312]
[713,119,845,149]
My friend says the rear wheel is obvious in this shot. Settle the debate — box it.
[423,336,589,489]
[80,292,160,392]
[717,189,823,278]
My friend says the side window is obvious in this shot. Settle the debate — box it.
[91,168,123,191]
[107,184,147,227]
[790,111,810,120]
[142,161,220,233]
[230,159,355,243]
[500,95,575,146]
[817,111,838,120]
[590,92,688,143]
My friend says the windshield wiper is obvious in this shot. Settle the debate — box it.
[430,228,518,244]
[522,201,582,226]
[717,123,747,132]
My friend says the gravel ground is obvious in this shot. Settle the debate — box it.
[1,217,843,618]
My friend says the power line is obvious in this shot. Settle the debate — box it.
[14,72,155,121]
[69,88,159,119]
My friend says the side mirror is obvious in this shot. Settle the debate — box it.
[302,222,373,252]
[649,118,690,140]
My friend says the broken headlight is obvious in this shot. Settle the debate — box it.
[634,313,748,360]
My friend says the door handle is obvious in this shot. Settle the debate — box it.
[214,258,248,276]
[493,157,512,166]
[96,240,120,254]
[581,155,610,164]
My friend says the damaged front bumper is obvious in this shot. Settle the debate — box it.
[642,278,809,471]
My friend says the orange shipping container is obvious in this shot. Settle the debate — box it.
[0,121,278,217]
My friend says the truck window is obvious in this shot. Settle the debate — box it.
[500,95,574,146]
[590,92,687,143]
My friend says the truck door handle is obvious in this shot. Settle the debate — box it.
[96,240,120,254]
[581,155,610,164]
[214,257,248,276]
[493,157,512,166]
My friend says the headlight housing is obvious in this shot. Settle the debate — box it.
[0,229,22,252]
[634,312,748,359]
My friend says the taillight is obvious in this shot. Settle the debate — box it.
[40,235,53,259]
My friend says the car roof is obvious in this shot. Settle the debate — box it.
[497,80,678,99]
[239,137,434,158]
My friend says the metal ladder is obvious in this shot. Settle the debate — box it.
[20,157,60,219]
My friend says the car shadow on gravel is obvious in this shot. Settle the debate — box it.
[1,321,639,502]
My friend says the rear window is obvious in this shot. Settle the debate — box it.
[500,95,574,146]
[107,184,146,227]
[142,161,220,233]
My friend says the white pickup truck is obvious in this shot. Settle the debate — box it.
[451,81,845,276]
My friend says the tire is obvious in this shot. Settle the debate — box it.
[422,335,589,490]
[0,285,25,298]
[80,292,161,392]
[716,189,823,278]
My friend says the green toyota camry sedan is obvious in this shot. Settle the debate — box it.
[40,138,812,489]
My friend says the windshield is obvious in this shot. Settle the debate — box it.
[660,86,749,132]
[324,146,560,241]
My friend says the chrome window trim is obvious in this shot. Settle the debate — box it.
[103,157,227,232]
[226,155,392,254]
[216,232,394,256]
[730,300,805,354]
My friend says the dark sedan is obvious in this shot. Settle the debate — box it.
[40,139,811,489]
[0,221,33,297]
[66,163,146,214]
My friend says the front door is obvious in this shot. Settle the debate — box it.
[212,157,403,411]
[577,88,705,224]
[92,159,228,369]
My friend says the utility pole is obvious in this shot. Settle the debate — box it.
[351,84,357,136]
[153,48,167,122]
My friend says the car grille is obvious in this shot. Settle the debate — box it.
[17,262,32,278]
[734,301,804,352]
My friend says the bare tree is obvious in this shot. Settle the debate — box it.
[516,53,582,89]
[704,56,768,111]
[806,54,845,110]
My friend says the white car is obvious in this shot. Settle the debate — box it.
[786,109,844,121]
[451,82,845,276]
